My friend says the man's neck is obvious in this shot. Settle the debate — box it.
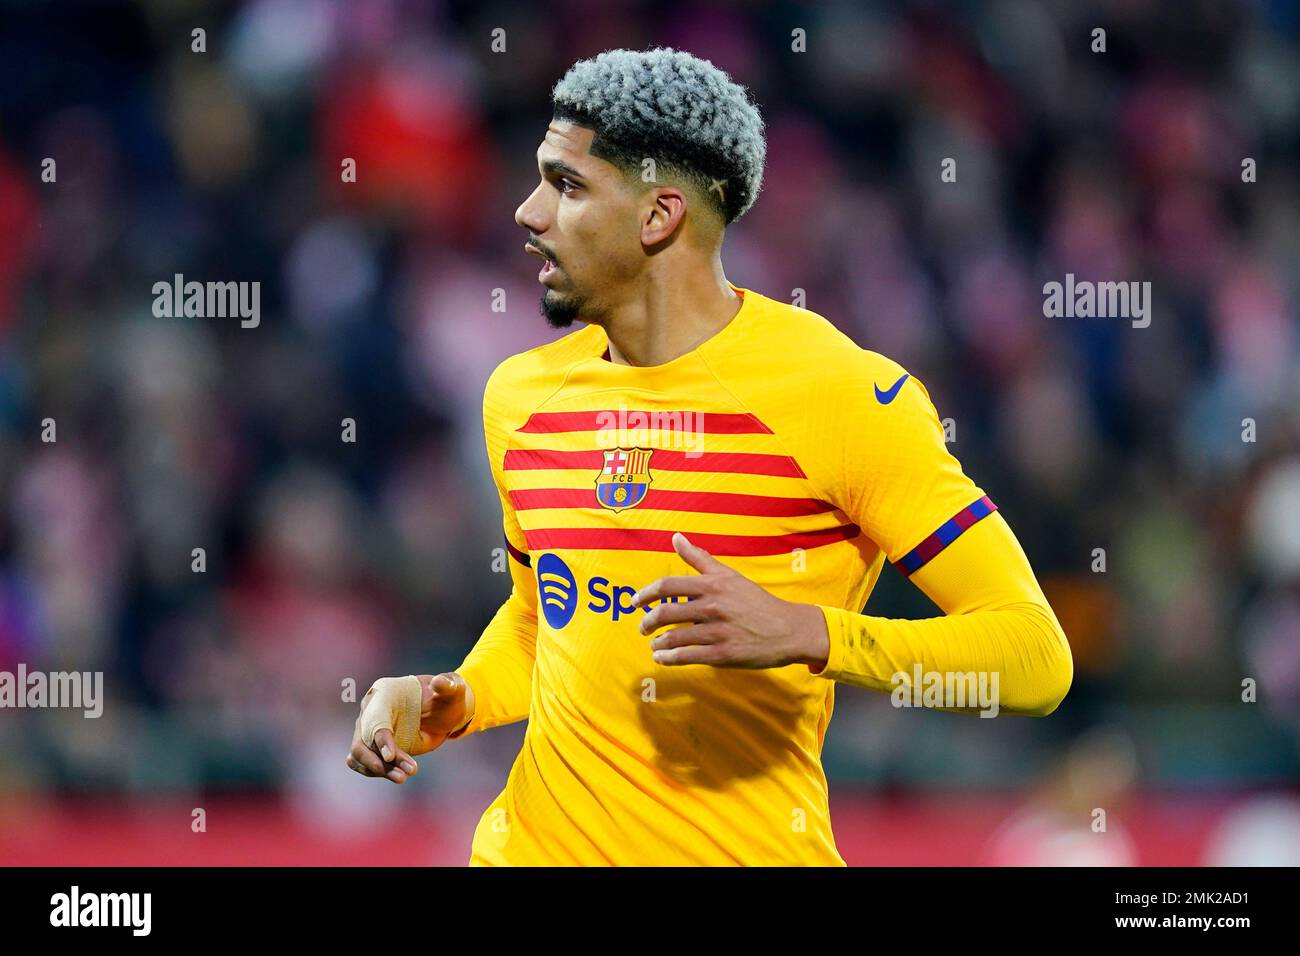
[600,265,742,367]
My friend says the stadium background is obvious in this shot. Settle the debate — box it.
[1,0,1298,865]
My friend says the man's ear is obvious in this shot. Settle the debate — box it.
[641,187,687,246]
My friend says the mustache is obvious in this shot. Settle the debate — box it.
[528,239,558,264]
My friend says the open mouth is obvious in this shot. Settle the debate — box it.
[525,241,559,283]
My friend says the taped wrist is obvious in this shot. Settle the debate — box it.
[359,675,423,753]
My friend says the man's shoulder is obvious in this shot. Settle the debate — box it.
[727,288,912,397]
[484,324,604,409]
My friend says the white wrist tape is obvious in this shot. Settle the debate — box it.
[359,675,423,754]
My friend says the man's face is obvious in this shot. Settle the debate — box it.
[515,120,643,329]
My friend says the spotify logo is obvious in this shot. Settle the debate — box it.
[536,553,578,629]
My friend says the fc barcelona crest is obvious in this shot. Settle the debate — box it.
[596,447,653,512]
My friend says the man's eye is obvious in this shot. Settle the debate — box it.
[558,178,577,194]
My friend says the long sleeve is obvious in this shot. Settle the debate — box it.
[449,547,538,737]
[813,512,1073,715]
[800,351,1072,716]
[447,368,540,738]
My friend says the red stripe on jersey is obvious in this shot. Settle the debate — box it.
[508,487,835,516]
[522,523,859,556]
[504,448,806,478]
[517,411,773,434]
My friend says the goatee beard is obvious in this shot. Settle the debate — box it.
[540,291,584,329]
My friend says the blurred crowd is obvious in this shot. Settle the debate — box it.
[0,0,1297,842]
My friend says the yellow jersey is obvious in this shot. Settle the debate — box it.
[450,283,1072,865]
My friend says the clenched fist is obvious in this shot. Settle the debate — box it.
[345,673,475,784]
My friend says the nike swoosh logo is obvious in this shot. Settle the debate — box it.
[874,373,910,404]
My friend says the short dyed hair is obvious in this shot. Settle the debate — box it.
[551,47,767,226]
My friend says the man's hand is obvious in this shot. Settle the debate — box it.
[345,673,475,784]
[631,532,830,670]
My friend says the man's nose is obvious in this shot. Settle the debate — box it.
[515,183,548,232]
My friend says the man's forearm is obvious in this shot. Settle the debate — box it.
[447,589,537,738]
[809,601,1072,716]
[803,512,1073,716]
[632,518,1071,717]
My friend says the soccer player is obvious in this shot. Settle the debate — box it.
[347,47,1073,865]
